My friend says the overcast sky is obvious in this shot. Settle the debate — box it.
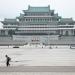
[0,0,75,28]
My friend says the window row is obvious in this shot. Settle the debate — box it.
[24,18,58,22]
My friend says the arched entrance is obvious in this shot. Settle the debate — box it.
[74,30,75,36]
[65,31,69,36]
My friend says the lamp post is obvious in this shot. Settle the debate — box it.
[48,33,50,45]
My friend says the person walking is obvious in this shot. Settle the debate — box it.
[5,55,11,67]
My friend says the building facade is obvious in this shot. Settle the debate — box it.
[1,5,75,44]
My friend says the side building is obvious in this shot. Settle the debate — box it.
[1,5,75,45]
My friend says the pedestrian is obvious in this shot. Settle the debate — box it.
[5,55,11,67]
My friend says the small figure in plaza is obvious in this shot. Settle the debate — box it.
[5,55,11,67]
[56,46,58,48]
[49,46,52,49]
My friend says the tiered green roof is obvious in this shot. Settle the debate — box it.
[1,18,18,25]
[23,5,51,12]
[2,5,75,26]
[59,18,74,24]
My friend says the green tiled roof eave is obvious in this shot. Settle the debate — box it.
[23,7,50,12]
[29,7,50,12]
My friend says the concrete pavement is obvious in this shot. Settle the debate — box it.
[0,66,75,72]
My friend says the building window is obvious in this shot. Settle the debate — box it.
[1,30,5,35]
[26,19,27,21]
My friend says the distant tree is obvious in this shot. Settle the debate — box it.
[8,30,15,36]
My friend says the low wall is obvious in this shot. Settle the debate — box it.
[0,40,74,46]
[0,36,75,46]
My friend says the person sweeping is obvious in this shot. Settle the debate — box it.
[5,55,11,67]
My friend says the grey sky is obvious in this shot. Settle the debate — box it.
[0,0,75,28]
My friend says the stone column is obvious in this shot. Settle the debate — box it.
[60,30,63,35]
[5,30,8,35]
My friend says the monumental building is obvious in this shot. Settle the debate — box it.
[0,5,75,45]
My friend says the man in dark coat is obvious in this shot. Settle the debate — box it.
[5,55,11,67]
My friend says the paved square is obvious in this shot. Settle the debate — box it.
[0,45,75,66]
